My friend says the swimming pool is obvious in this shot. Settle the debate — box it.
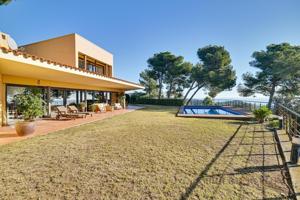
[183,106,242,115]
[177,106,251,120]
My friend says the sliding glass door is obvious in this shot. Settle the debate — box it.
[6,84,114,124]
[6,85,46,125]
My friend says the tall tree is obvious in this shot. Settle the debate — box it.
[238,43,300,108]
[182,63,205,104]
[147,52,178,99]
[183,46,237,105]
[139,69,158,97]
[0,0,12,5]
[164,57,192,98]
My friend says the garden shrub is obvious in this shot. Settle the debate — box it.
[14,93,44,121]
[253,106,272,123]
[202,96,214,105]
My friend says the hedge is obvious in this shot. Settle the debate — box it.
[129,98,184,106]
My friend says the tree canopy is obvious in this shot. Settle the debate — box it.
[164,57,192,98]
[146,52,175,99]
[238,43,300,108]
[145,52,192,99]
[0,0,12,5]
[139,69,158,98]
[140,46,236,103]
[183,45,237,105]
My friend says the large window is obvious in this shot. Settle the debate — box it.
[50,88,64,106]
[78,91,86,103]
[66,90,77,105]
[78,58,85,69]
[95,63,104,74]
[50,89,85,107]
[6,84,114,124]
[78,54,85,69]
[78,53,109,76]
[6,85,46,125]
[87,61,97,73]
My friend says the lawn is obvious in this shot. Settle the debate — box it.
[0,105,293,199]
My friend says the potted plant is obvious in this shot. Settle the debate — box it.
[253,106,272,123]
[79,102,86,112]
[14,92,44,136]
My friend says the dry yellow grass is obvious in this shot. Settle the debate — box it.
[0,105,293,199]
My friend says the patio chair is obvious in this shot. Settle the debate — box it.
[55,106,85,120]
[68,105,93,117]
[93,103,106,113]
[114,103,123,110]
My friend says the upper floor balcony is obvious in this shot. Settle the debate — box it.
[20,33,114,77]
[78,53,112,77]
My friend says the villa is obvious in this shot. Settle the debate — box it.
[1,1,300,199]
[0,32,143,126]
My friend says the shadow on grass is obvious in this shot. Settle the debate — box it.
[179,122,296,200]
[235,164,283,173]
[179,124,243,200]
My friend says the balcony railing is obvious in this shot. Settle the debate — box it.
[277,103,300,140]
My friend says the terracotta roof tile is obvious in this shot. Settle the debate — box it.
[0,47,143,87]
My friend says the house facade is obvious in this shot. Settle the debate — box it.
[0,32,143,126]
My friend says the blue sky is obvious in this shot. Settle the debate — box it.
[1,0,300,100]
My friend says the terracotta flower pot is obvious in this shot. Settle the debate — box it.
[15,121,36,136]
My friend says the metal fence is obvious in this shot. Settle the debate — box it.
[190,99,300,141]
[190,99,268,111]
[212,102,300,141]
[215,100,268,111]
[277,104,300,140]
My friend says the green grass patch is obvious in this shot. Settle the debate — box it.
[0,105,291,199]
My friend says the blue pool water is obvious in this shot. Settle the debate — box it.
[183,106,242,115]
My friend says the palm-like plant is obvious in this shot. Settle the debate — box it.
[253,106,272,123]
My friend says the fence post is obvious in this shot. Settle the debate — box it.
[278,116,283,129]
[295,116,298,137]
[285,112,288,135]
[289,114,293,136]
[290,137,300,164]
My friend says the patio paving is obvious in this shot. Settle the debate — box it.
[0,106,142,146]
